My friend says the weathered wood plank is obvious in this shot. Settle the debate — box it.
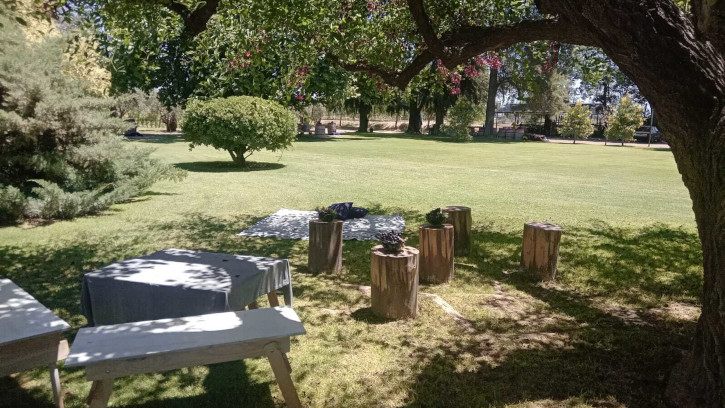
[66,307,305,367]
[0,279,70,346]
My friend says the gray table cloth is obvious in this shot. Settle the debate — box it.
[81,248,292,326]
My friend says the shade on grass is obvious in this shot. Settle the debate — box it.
[0,134,700,407]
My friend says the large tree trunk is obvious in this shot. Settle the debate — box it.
[533,2,725,406]
[228,148,247,165]
[432,100,446,135]
[665,126,725,408]
[358,103,371,132]
[543,114,553,137]
[484,68,498,136]
[407,98,423,134]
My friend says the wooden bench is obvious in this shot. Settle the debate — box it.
[0,278,70,408]
[65,307,306,408]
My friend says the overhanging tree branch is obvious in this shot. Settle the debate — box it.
[327,18,598,89]
[164,0,220,38]
[406,0,445,55]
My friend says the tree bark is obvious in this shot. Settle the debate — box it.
[358,102,371,133]
[407,98,423,134]
[543,115,554,137]
[370,245,420,319]
[419,225,455,284]
[432,100,446,135]
[308,220,343,274]
[484,68,499,136]
[228,148,247,165]
[442,206,472,256]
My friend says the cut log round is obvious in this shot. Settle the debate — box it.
[520,222,563,281]
[418,224,454,284]
[370,245,419,319]
[308,220,343,274]
[442,206,472,256]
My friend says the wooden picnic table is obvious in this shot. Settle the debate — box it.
[0,278,70,408]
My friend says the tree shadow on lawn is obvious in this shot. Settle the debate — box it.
[403,287,694,408]
[174,161,285,173]
[130,135,184,144]
[295,135,377,142]
[396,222,702,407]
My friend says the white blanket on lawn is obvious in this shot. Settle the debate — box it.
[238,208,405,240]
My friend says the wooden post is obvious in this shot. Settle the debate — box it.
[521,222,563,281]
[418,225,455,284]
[264,342,303,408]
[49,363,64,408]
[442,206,472,256]
[370,245,419,319]
[308,220,343,274]
[87,379,114,408]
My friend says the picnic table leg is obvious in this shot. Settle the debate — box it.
[281,284,293,306]
[264,342,302,408]
[49,363,64,408]
[267,292,280,307]
[87,379,114,408]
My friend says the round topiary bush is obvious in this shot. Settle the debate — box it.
[183,96,297,165]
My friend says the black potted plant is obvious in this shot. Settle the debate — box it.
[419,208,455,284]
[308,206,343,274]
[370,230,419,320]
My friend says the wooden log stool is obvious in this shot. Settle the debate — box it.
[418,224,455,284]
[308,219,343,274]
[521,222,563,281]
[370,245,420,319]
[442,206,472,256]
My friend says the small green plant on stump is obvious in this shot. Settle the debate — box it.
[315,207,338,222]
[425,208,447,227]
[376,230,406,254]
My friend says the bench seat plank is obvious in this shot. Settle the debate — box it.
[66,307,305,368]
[0,278,70,346]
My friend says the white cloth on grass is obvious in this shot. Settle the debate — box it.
[238,208,405,240]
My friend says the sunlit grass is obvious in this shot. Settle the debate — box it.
[0,133,700,407]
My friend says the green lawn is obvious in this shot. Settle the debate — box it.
[0,134,702,407]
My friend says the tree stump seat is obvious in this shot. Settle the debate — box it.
[370,245,419,319]
[419,224,455,284]
[442,206,472,256]
[521,222,563,281]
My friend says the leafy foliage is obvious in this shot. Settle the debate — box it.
[606,96,644,143]
[0,13,183,223]
[0,185,26,223]
[425,208,447,227]
[443,97,480,141]
[316,206,338,222]
[561,102,594,141]
[183,96,297,165]
[376,230,406,254]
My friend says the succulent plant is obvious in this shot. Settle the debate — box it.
[425,208,447,227]
[316,206,338,222]
[376,230,406,254]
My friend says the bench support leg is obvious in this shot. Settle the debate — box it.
[87,379,114,408]
[49,363,64,408]
[267,292,280,307]
[247,301,259,310]
[264,342,302,408]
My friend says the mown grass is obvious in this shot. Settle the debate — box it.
[0,133,701,407]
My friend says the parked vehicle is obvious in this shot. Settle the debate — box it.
[634,126,662,143]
